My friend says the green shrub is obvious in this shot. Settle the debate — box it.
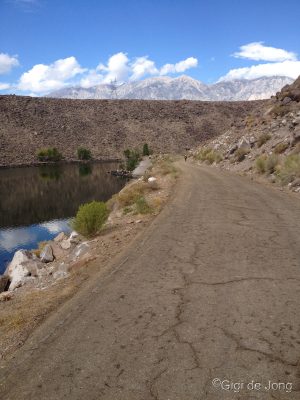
[274,142,289,154]
[255,156,267,174]
[37,147,62,162]
[77,147,92,160]
[235,148,249,162]
[265,154,279,174]
[124,149,140,171]
[257,133,271,148]
[276,154,300,184]
[73,201,109,237]
[135,196,152,214]
[143,143,150,156]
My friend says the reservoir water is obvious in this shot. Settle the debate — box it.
[0,162,126,274]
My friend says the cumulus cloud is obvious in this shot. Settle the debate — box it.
[130,56,158,81]
[220,60,300,81]
[160,57,198,75]
[0,53,19,74]
[18,56,86,92]
[97,52,130,83]
[233,42,297,62]
[11,53,199,93]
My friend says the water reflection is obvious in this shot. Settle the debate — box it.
[0,162,125,273]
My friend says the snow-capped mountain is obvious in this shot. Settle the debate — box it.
[49,75,293,101]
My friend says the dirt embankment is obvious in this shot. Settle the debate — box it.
[0,95,265,167]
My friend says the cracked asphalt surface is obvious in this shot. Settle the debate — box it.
[1,162,300,400]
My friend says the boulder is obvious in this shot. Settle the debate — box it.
[60,239,71,250]
[40,244,54,263]
[237,137,251,152]
[71,242,90,259]
[51,242,68,260]
[69,231,79,244]
[148,176,158,189]
[282,96,292,105]
[54,232,67,242]
[5,250,38,291]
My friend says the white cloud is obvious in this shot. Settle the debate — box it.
[160,57,198,75]
[97,52,130,83]
[233,42,297,62]
[18,56,86,92]
[130,56,158,81]
[0,82,10,90]
[220,60,300,81]
[39,220,70,234]
[0,53,19,74]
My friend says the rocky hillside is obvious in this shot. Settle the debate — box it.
[192,76,300,193]
[0,96,265,167]
[49,75,292,101]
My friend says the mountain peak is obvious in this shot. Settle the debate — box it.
[49,75,294,101]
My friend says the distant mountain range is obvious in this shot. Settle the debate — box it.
[49,75,293,101]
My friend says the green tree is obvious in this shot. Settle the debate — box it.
[77,147,92,160]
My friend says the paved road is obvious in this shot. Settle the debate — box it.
[1,162,300,400]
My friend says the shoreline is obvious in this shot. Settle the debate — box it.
[0,158,122,170]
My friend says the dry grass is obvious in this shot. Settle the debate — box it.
[276,154,300,184]
[235,147,250,162]
[270,104,290,117]
[155,156,179,177]
[195,147,223,164]
[255,155,267,174]
[274,142,289,154]
[257,133,271,148]
[110,181,150,208]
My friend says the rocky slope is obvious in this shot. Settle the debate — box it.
[0,96,264,167]
[49,75,292,101]
[192,76,300,193]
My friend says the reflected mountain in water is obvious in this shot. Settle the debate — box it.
[0,162,124,228]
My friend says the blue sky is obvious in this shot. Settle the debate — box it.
[1,0,300,95]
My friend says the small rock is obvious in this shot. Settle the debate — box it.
[54,232,66,242]
[40,244,54,263]
[60,239,71,250]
